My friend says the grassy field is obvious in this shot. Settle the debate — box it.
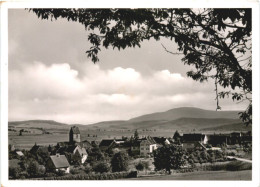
[129,170,252,180]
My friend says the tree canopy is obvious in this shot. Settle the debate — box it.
[30,8,252,125]
[153,144,186,173]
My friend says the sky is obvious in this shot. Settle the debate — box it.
[8,9,248,124]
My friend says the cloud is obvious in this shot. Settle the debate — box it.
[8,62,246,124]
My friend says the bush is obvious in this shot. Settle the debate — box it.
[226,161,252,171]
[70,168,82,175]
[93,162,110,173]
[44,172,57,178]
[135,162,144,171]
[84,165,92,174]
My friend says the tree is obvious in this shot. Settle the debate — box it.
[27,161,41,177]
[30,9,252,125]
[153,144,186,174]
[173,130,181,144]
[111,152,129,172]
[134,129,139,141]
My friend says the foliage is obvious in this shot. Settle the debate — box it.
[197,161,252,171]
[93,162,110,173]
[134,130,139,141]
[135,161,150,171]
[135,162,144,171]
[153,144,186,173]
[173,130,181,144]
[84,165,93,174]
[27,161,43,177]
[9,166,21,179]
[111,152,129,172]
[43,171,137,180]
[30,8,252,125]
[87,147,105,164]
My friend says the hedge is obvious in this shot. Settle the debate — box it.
[42,171,137,180]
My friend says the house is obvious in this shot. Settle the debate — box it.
[182,133,208,144]
[99,139,117,151]
[69,126,81,143]
[139,136,157,157]
[130,141,141,155]
[207,134,229,146]
[182,142,206,151]
[57,145,88,164]
[152,137,170,147]
[46,154,70,173]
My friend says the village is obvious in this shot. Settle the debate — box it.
[8,126,252,180]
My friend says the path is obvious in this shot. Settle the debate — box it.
[227,156,252,163]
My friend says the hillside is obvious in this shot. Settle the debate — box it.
[8,107,248,132]
[9,120,69,129]
[129,107,241,122]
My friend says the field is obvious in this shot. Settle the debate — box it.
[129,170,252,180]
[8,128,179,150]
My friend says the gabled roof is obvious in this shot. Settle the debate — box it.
[140,136,157,145]
[50,155,70,168]
[70,126,80,134]
[99,139,115,147]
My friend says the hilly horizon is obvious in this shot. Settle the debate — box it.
[8,107,249,132]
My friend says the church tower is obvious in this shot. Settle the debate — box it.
[69,126,81,143]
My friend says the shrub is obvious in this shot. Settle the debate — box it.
[93,162,110,173]
[135,162,144,171]
[84,165,92,174]
[70,168,81,175]
[226,161,252,171]
[44,172,57,178]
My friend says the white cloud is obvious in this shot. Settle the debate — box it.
[8,62,246,124]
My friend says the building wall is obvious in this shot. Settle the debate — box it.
[140,141,157,156]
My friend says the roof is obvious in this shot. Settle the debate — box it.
[182,133,204,142]
[16,151,24,156]
[50,155,70,168]
[70,126,80,134]
[153,137,168,145]
[99,139,115,147]
[76,147,87,156]
[78,141,92,148]
[140,136,157,145]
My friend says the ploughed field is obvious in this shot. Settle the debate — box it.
[130,170,252,180]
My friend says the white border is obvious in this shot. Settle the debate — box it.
[1,1,259,187]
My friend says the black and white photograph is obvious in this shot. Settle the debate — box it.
[1,1,259,185]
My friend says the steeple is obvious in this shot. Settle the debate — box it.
[69,126,81,143]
